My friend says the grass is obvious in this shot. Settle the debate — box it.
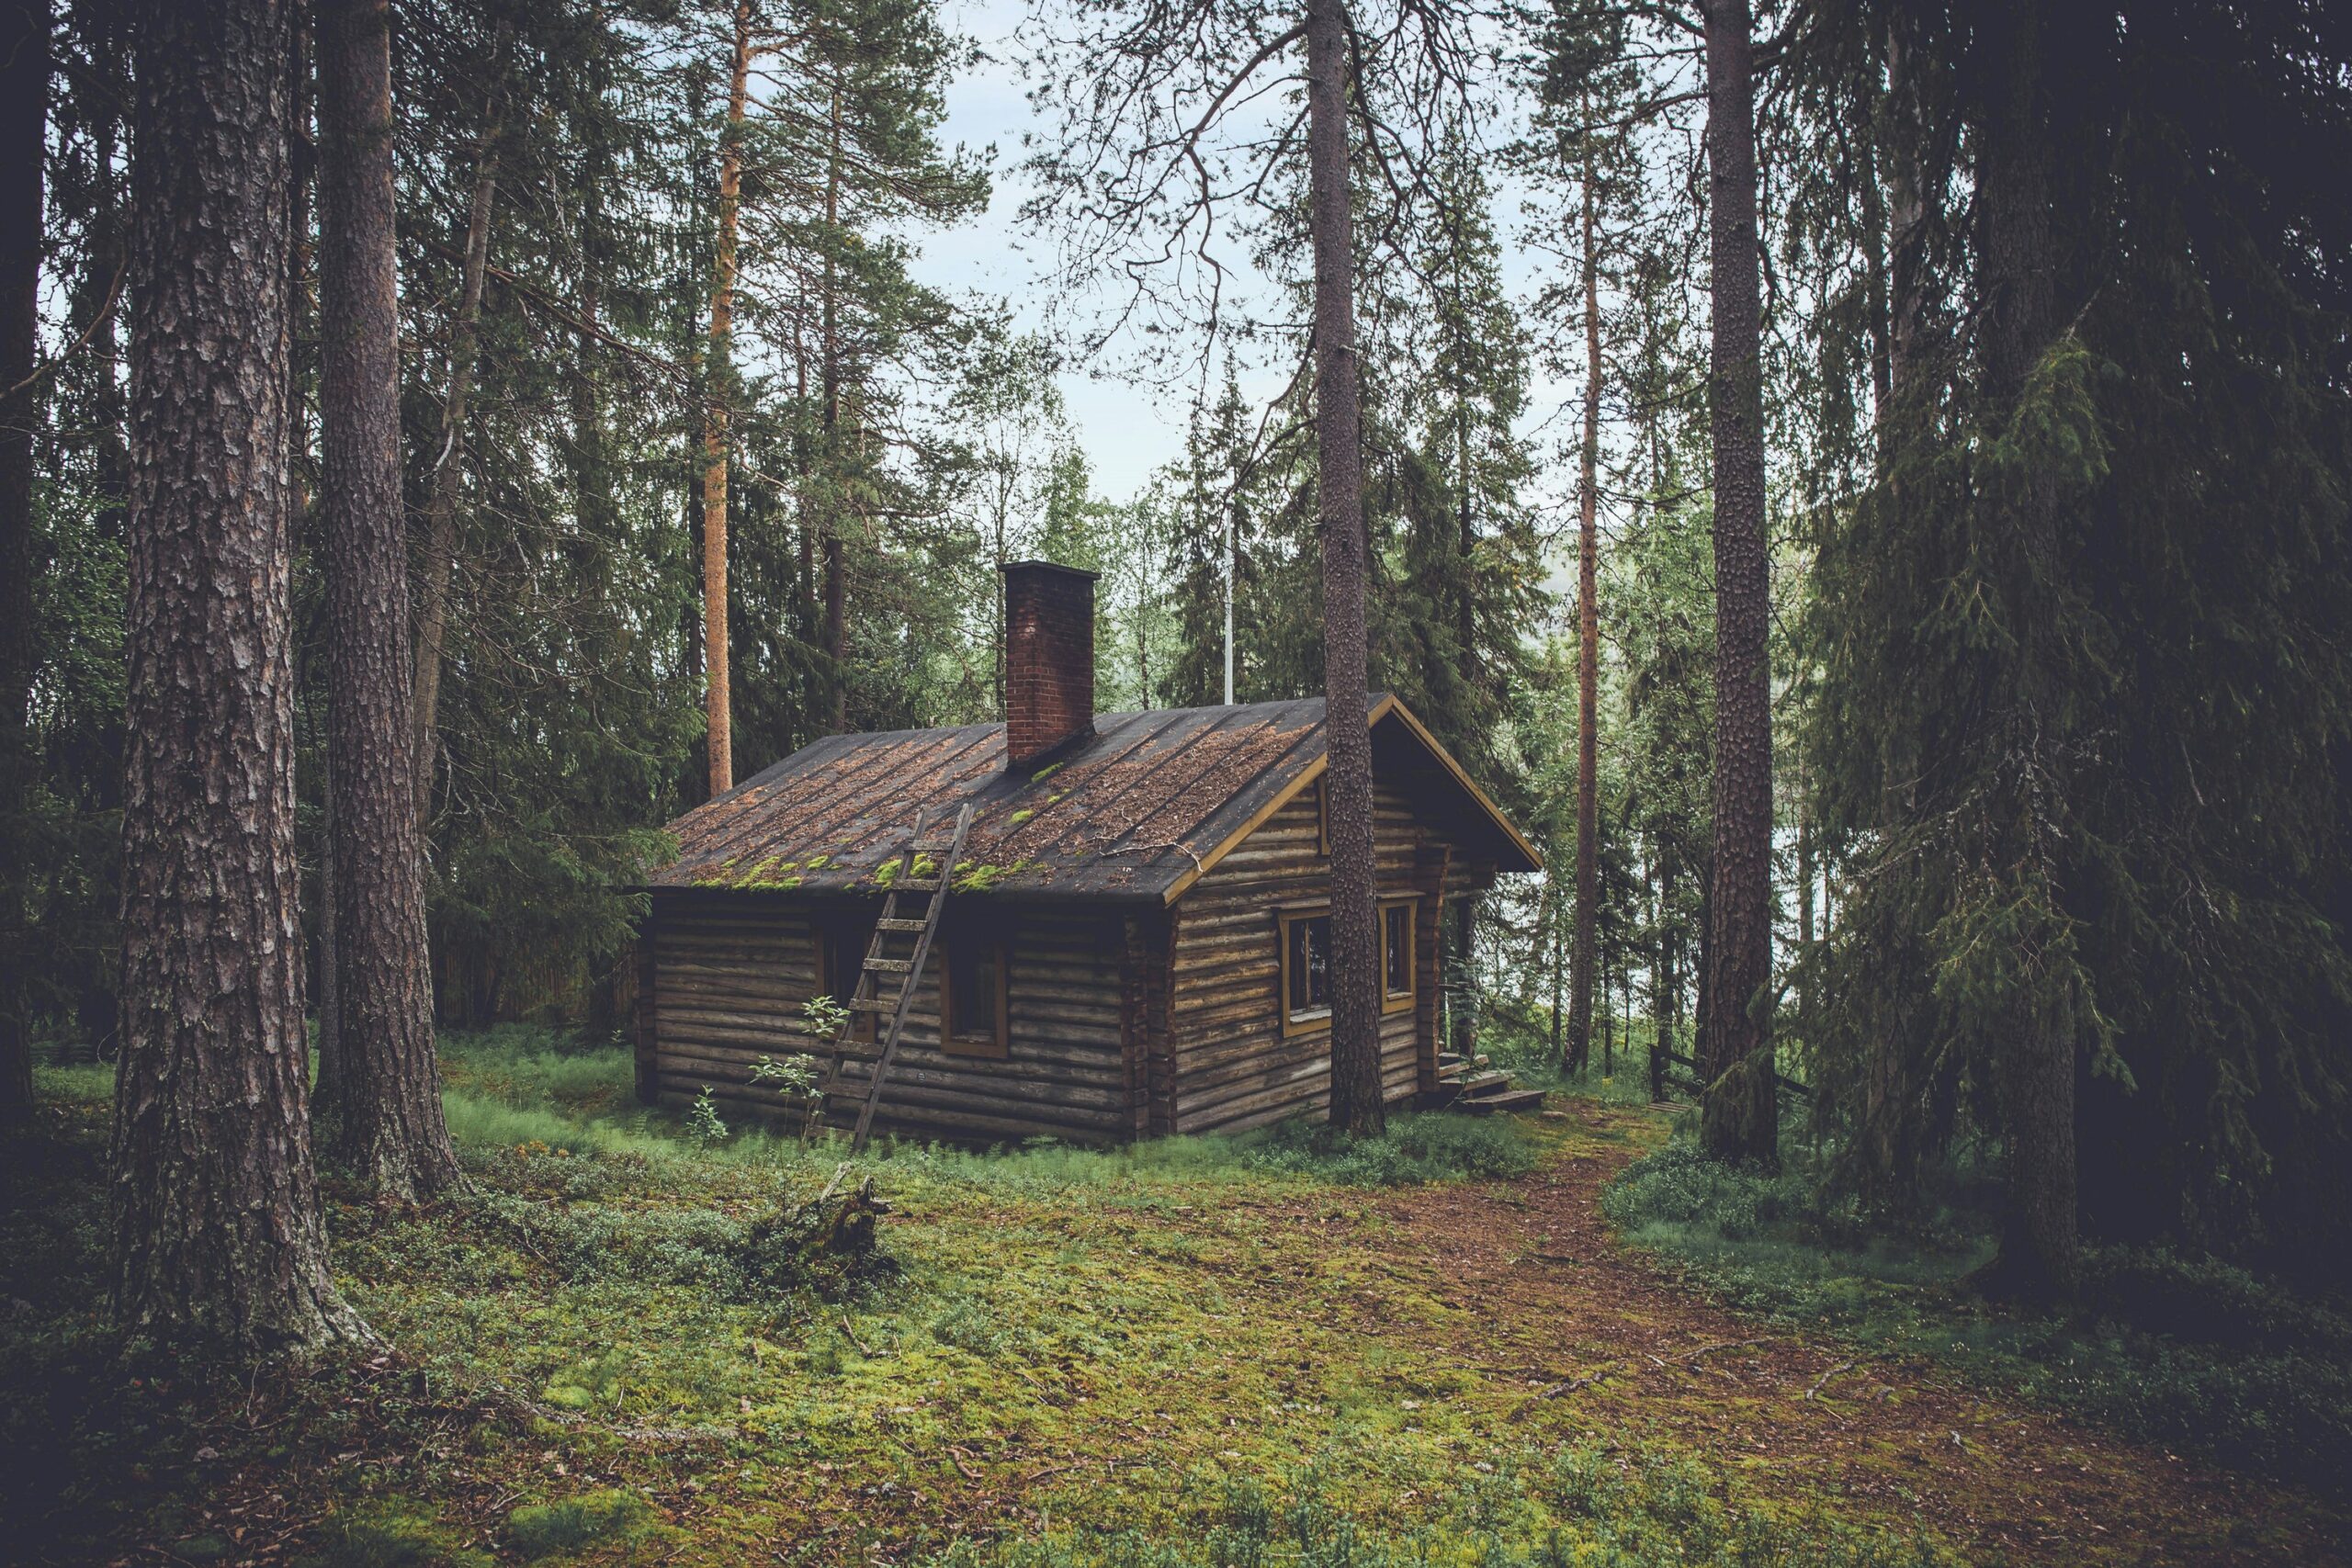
[4,1030,2332,1565]
[1599,1136,2352,1499]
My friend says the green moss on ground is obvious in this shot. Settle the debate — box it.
[3,1034,2336,1567]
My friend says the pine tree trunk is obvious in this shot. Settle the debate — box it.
[1697,0,1778,1167]
[1303,0,1381,1136]
[702,0,751,790]
[0,0,49,1128]
[71,42,128,1070]
[113,0,368,1356]
[1976,0,2077,1303]
[1883,22,1928,417]
[411,87,504,825]
[1566,159,1601,1077]
[820,81,848,734]
[315,0,458,1199]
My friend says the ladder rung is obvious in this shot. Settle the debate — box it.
[865,957,912,975]
[906,839,958,852]
[846,997,898,1014]
[876,918,928,932]
[893,876,941,893]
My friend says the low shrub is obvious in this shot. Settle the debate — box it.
[1600,1135,2352,1499]
[506,1488,658,1559]
[1248,1111,1538,1187]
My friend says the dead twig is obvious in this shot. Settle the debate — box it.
[839,1315,876,1357]
[1805,1360,1857,1400]
[1509,1361,1620,1420]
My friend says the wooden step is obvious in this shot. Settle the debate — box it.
[892,876,942,893]
[1458,1070,1511,1096]
[1463,1087,1547,1116]
[845,997,899,1014]
[876,918,928,933]
[864,957,913,975]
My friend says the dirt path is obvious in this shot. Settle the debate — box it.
[1355,1102,2342,1566]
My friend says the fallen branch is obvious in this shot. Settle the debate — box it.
[1681,1337,1768,1365]
[1805,1360,1857,1400]
[944,1445,984,1483]
[1509,1362,1620,1420]
[840,1314,877,1358]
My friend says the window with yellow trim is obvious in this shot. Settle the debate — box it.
[1278,908,1332,1036]
[1380,897,1418,1014]
[940,933,1010,1058]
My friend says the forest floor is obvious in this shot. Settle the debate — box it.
[3,1037,2345,1567]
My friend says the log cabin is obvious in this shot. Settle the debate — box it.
[632,560,1543,1145]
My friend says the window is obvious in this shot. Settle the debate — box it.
[819,918,877,1042]
[1381,897,1418,1014]
[941,934,1010,1058]
[1278,909,1332,1035]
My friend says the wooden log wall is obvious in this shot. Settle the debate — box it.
[643,892,1134,1145]
[1166,780,1474,1134]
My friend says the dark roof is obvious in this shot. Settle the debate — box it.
[646,694,1541,905]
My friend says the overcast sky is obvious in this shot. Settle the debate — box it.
[904,0,1593,540]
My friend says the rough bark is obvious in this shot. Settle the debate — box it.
[1975,0,2077,1303]
[0,0,50,1128]
[1302,0,1381,1135]
[411,81,504,826]
[1695,0,1777,1167]
[112,0,368,1356]
[315,0,458,1198]
[702,0,751,788]
[1566,159,1601,1077]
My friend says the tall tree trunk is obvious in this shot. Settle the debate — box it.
[820,80,848,733]
[0,0,50,1127]
[1567,156,1601,1077]
[1883,21,1928,418]
[71,40,128,1067]
[113,0,366,1355]
[1302,0,1381,1135]
[1860,17,1924,1197]
[315,0,458,1198]
[702,0,751,790]
[1976,0,2077,1303]
[411,86,504,826]
[1547,874,1565,1060]
[1697,0,1778,1167]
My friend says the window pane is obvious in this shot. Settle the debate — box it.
[952,943,998,1040]
[1306,916,1329,1010]
[1385,906,1412,997]
[1287,919,1309,1013]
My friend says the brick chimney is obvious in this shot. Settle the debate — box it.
[1002,559,1097,770]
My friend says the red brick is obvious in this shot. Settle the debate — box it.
[1003,559,1097,768]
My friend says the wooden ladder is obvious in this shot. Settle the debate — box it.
[812,804,974,1153]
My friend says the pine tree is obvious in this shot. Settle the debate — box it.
[0,0,49,1128]
[1695,0,1778,1167]
[112,0,367,1356]
[314,0,459,1197]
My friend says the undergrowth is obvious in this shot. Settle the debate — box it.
[1602,1138,2352,1498]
